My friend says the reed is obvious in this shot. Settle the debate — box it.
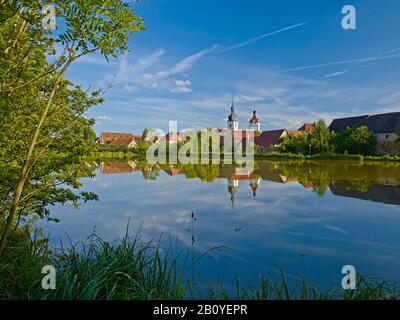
[0,228,398,300]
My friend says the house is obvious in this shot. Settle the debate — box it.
[99,132,141,148]
[286,130,304,138]
[163,166,183,176]
[362,112,400,142]
[298,123,315,134]
[159,132,184,144]
[330,183,400,206]
[254,129,286,152]
[329,112,400,142]
[329,115,370,133]
[100,161,137,174]
[254,123,314,152]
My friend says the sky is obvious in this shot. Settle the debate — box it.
[64,0,400,135]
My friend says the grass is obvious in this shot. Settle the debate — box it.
[88,148,400,164]
[0,228,185,300]
[255,152,400,163]
[1,228,398,300]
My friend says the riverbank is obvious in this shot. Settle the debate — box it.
[1,228,398,300]
[255,152,400,163]
[86,150,400,164]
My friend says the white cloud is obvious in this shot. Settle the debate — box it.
[171,79,192,93]
[158,44,219,77]
[98,115,112,120]
[106,44,218,94]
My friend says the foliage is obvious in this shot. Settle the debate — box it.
[309,119,332,154]
[279,133,310,154]
[277,122,378,157]
[132,128,154,154]
[332,126,377,155]
[0,0,145,252]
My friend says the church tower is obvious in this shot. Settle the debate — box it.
[249,109,260,132]
[227,178,239,207]
[227,99,239,130]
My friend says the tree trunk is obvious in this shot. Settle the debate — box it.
[0,56,74,255]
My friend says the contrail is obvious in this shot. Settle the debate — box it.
[321,47,400,78]
[282,53,400,72]
[218,22,308,53]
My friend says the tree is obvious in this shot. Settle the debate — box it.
[0,1,145,253]
[309,119,332,154]
[134,128,153,154]
[332,126,376,155]
[280,133,310,154]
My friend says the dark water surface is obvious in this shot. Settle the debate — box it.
[40,160,400,290]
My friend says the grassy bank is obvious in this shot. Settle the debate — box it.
[86,149,400,164]
[255,152,400,163]
[1,228,399,300]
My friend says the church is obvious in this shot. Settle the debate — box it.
[225,100,314,152]
[227,100,261,132]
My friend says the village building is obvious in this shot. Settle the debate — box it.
[253,125,313,152]
[329,112,400,154]
[298,123,315,134]
[99,132,141,148]
[222,102,315,152]
[159,132,184,144]
[329,112,400,142]
[100,161,137,174]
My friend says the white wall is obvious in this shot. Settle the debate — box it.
[376,133,398,142]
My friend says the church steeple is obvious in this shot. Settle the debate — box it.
[227,98,239,130]
[227,178,239,207]
[249,108,260,132]
[249,177,260,200]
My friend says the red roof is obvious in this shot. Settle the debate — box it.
[220,129,259,145]
[254,129,286,148]
[298,123,315,133]
[287,130,304,137]
[250,114,259,122]
[230,174,259,180]
[161,132,184,142]
[101,162,136,174]
[164,167,183,176]
[100,132,141,147]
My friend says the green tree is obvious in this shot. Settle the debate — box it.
[332,126,377,155]
[309,119,332,154]
[280,133,310,154]
[134,128,154,154]
[0,1,145,253]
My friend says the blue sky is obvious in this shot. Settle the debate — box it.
[65,0,400,134]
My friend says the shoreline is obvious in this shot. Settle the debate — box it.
[85,151,400,164]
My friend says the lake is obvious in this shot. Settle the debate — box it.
[40,160,400,290]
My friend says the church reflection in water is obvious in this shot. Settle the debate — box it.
[97,160,400,206]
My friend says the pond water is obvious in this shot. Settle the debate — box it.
[40,160,400,290]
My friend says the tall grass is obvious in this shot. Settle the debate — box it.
[0,230,186,300]
[0,228,399,300]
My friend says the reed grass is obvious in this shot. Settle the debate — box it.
[0,228,399,300]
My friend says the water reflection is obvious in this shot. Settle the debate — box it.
[98,160,400,206]
[43,159,400,290]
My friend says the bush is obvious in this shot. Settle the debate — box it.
[331,126,377,155]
